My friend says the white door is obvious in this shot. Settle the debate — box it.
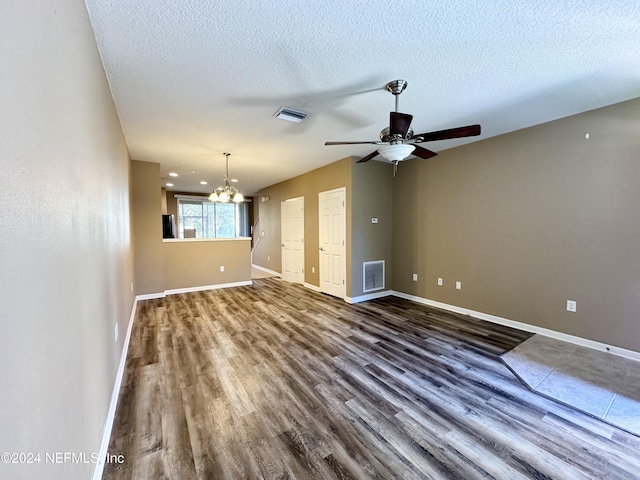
[319,188,346,298]
[281,198,304,284]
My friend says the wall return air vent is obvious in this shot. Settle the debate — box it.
[363,260,385,293]
[273,107,309,123]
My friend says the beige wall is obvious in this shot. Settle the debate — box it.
[351,160,394,297]
[254,156,395,299]
[0,2,134,479]
[137,177,251,293]
[392,98,640,352]
[166,189,179,222]
[163,239,251,291]
[253,157,353,291]
[161,187,168,214]
[131,160,164,295]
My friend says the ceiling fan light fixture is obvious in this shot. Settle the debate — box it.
[378,144,415,162]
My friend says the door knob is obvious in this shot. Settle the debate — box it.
[319,247,325,251]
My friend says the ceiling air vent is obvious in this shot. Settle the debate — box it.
[273,107,309,123]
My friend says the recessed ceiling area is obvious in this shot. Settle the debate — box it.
[84,0,640,195]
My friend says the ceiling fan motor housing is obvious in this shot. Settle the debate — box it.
[379,126,413,143]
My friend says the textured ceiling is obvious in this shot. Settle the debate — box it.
[84,0,640,196]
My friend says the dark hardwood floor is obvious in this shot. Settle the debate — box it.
[103,278,640,479]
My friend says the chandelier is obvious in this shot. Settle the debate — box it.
[209,152,244,203]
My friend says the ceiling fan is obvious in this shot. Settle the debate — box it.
[325,79,481,174]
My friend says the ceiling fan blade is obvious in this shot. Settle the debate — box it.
[412,145,438,159]
[390,112,413,138]
[356,150,379,163]
[325,141,383,145]
[414,124,481,142]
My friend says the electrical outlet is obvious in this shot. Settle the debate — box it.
[437,278,443,286]
[267,255,270,261]
[312,267,315,273]
[412,273,418,282]
[566,300,577,312]
[261,231,265,237]
[220,265,225,272]
[456,281,462,290]
[371,217,379,224]
[130,283,133,293]
[114,323,119,342]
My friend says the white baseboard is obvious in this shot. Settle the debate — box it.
[136,292,166,300]
[391,290,640,362]
[92,298,137,480]
[136,281,254,299]
[93,278,253,478]
[251,264,281,277]
[165,280,253,295]
[304,282,321,292]
[346,290,393,304]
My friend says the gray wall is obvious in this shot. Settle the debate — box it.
[392,98,640,352]
[0,2,134,479]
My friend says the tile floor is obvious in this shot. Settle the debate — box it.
[501,334,640,437]
[251,266,278,279]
